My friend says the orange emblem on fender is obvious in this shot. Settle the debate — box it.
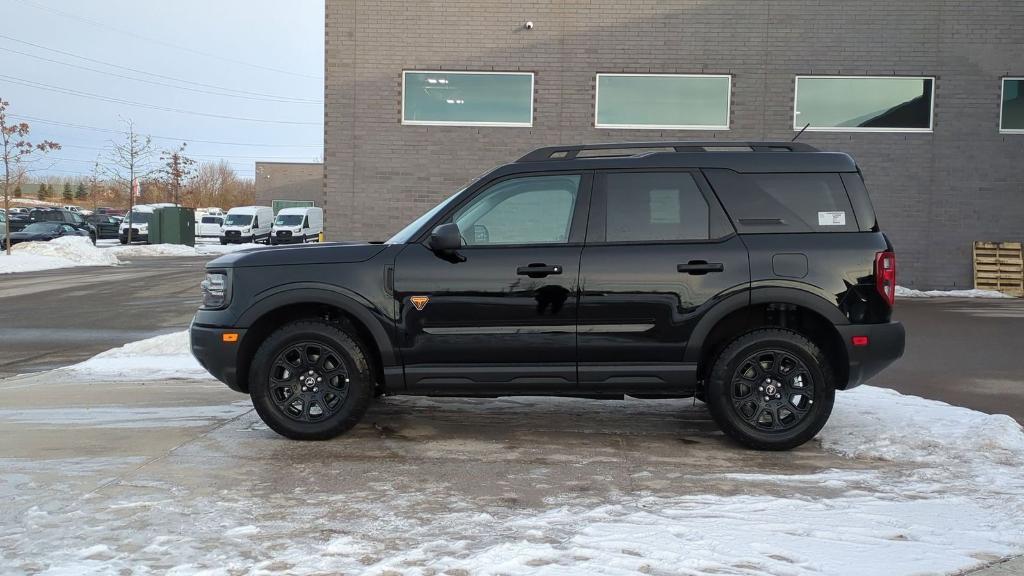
[410,296,430,311]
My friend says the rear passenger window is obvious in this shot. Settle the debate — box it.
[602,172,710,242]
[705,170,858,233]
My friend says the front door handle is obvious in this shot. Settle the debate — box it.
[677,261,724,275]
[517,263,563,278]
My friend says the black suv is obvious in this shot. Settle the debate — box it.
[8,208,97,242]
[191,142,905,450]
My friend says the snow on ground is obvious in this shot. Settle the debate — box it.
[0,237,267,274]
[109,241,267,258]
[896,285,1015,299]
[62,331,213,381]
[0,236,119,274]
[21,331,1024,575]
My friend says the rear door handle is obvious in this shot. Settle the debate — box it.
[517,263,562,277]
[677,261,724,275]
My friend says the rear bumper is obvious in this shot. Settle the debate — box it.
[836,321,905,388]
[190,321,247,393]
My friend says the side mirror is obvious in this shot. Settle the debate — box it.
[428,223,462,252]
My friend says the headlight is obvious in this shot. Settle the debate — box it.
[201,272,229,309]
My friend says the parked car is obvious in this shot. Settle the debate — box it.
[190,141,905,450]
[86,214,122,239]
[220,206,273,245]
[196,215,225,238]
[8,208,96,242]
[271,206,323,245]
[1,221,92,249]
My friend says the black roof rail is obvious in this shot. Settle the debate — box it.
[517,141,819,162]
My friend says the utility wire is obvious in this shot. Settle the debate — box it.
[10,114,323,147]
[59,144,321,161]
[0,32,319,103]
[13,0,323,81]
[0,45,322,105]
[0,74,322,125]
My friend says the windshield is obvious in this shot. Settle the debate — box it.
[224,214,253,227]
[0,212,5,223]
[23,222,60,234]
[387,191,461,244]
[124,211,151,225]
[275,214,303,226]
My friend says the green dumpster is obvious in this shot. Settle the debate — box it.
[148,206,195,246]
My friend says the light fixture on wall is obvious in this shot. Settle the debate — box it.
[524,21,534,30]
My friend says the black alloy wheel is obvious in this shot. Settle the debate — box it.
[268,341,351,423]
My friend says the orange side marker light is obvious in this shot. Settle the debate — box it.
[222,333,239,343]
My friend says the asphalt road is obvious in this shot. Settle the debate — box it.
[1,258,1022,420]
[0,257,208,378]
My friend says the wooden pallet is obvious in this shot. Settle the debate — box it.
[974,241,1024,296]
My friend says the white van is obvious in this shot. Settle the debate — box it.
[220,206,273,245]
[196,214,224,238]
[271,206,324,245]
[118,203,176,244]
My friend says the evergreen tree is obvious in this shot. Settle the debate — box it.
[62,181,73,201]
[75,182,88,200]
[36,183,48,200]
[13,185,21,198]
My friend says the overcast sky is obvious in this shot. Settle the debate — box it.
[0,0,324,179]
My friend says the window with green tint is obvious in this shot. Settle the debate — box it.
[794,76,934,131]
[1001,78,1024,132]
[402,71,533,126]
[595,74,731,129]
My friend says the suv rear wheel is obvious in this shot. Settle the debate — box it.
[705,329,835,451]
[250,320,374,440]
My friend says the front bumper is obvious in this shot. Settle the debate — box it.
[836,321,906,388]
[190,321,247,393]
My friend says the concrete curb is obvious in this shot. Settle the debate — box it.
[966,556,1024,575]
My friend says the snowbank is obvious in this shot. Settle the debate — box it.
[63,331,212,381]
[110,242,266,258]
[896,285,1015,299]
[0,236,119,274]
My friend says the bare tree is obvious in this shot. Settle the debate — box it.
[1,98,60,255]
[159,143,196,205]
[106,119,153,244]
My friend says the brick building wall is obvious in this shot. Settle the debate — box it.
[324,0,1024,289]
[254,162,323,209]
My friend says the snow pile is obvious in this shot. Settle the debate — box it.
[63,331,212,381]
[896,285,1015,299]
[0,236,119,274]
[822,385,1024,465]
[110,242,266,259]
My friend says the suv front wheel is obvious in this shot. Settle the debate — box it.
[250,320,374,440]
[705,329,835,451]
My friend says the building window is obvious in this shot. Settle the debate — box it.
[1001,78,1024,133]
[402,71,533,127]
[595,74,731,130]
[794,76,934,132]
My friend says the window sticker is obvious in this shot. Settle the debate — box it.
[818,211,846,226]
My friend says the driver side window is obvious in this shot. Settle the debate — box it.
[453,174,581,246]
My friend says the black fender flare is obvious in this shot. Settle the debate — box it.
[683,286,847,363]
[236,283,397,366]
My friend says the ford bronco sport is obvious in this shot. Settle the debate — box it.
[190,141,905,450]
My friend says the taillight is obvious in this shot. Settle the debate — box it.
[875,250,896,306]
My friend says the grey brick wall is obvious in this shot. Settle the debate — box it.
[254,162,323,208]
[324,0,1024,289]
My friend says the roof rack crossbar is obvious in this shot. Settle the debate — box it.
[517,141,819,162]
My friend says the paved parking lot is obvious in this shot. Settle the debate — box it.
[0,256,207,378]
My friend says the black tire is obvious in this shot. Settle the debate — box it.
[119,238,128,245]
[705,328,835,451]
[250,320,375,440]
[220,239,227,245]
